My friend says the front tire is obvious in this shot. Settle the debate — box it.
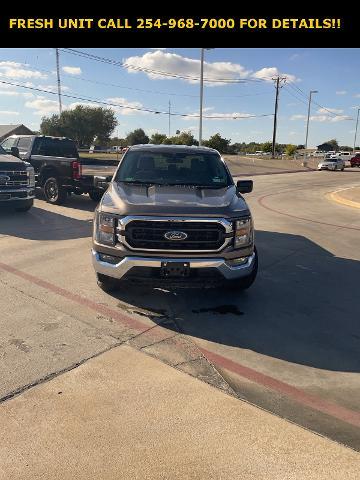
[96,273,119,292]
[15,199,33,212]
[43,177,67,205]
[89,190,104,203]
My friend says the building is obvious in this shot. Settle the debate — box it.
[0,124,34,142]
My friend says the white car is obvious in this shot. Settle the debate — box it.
[318,158,345,171]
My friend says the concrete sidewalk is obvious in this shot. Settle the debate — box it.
[0,345,359,480]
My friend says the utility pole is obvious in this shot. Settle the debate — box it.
[272,76,286,159]
[198,48,215,145]
[305,90,318,151]
[199,48,205,146]
[353,107,360,153]
[55,48,62,115]
[168,100,171,137]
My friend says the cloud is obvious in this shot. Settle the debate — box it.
[0,61,46,79]
[336,90,347,95]
[317,107,343,114]
[290,53,300,61]
[0,110,19,115]
[25,96,60,115]
[291,108,351,123]
[182,111,255,121]
[252,67,298,83]
[310,114,351,123]
[291,114,306,120]
[0,89,34,98]
[123,50,251,85]
[62,66,82,75]
[354,94,360,98]
[106,97,148,115]
[37,84,70,93]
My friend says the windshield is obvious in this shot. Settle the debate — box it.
[116,150,232,188]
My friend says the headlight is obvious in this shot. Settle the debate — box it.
[234,217,253,248]
[27,167,35,187]
[96,212,116,246]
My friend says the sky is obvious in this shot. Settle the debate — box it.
[0,48,359,147]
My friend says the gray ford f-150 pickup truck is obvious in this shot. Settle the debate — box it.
[92,144,257,290]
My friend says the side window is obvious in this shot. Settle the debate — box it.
[32,138,43,155]
[17,137,32,153]
[1,137,17,152]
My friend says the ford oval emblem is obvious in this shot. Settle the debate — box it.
[0,176,10,185]
[164,231,188,241]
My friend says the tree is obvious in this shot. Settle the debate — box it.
[317,139,339,151]
[125,128,149,145]
[150,133,167,144]
[285,144,297,156]
[172,131,198,146]
[203,133,231,153]
[40,106,117,147]
[261,141,273,153]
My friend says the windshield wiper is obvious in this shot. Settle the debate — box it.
[161,183,228,189]
[120,180,155,186]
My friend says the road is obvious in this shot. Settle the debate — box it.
[0,169,359,450]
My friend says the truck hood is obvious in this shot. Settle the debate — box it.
[0,154,29,170]
[100,182,250,217]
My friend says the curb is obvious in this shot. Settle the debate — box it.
[327,188,360,210]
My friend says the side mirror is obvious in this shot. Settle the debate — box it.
[94,175,111,190]
[11,146,20,158]
[236,180,253,194]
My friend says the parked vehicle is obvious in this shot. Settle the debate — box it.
[330,151,354,161]
[350,153,360,167]
[92,144,258,291]
[0,144,35,212]
[0,135,119,204]
[318,157,345,171]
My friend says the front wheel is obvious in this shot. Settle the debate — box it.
[96,273,119,293]
[43,177,67,205]
[89,190,104,203]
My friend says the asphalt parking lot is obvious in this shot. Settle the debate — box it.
[0,169,359,450]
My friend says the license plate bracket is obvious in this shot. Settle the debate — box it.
[0,194,11,200]
[160,261,190,278]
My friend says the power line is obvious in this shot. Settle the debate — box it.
[286,81,353,119]
[0,60,274,100]
[0,79,274,120]
[60,48,269,85]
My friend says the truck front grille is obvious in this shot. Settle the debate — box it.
[0,171,28,188]
[122,219,230,252]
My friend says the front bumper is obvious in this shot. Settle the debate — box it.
[92,249,256,282]
[0,188,35,203]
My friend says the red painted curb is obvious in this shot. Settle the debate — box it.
[200,347,360,429]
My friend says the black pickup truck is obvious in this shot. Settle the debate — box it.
[0,135,119,205]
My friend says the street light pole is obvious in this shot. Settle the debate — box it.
[353,107,360,153]
[199,48,205,146]
[168,100,171,137]
[305,90,318,151]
